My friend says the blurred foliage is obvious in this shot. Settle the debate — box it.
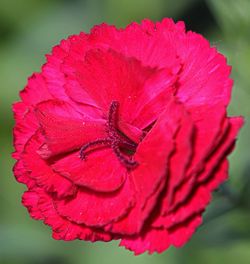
[0,0,250,263]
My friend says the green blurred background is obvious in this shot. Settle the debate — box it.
[0,0,250,263]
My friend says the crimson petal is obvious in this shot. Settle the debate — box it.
[52,149,127,192]
[35,100,106,158]
[22,132,76,198]
[120,214,202,255]
[23,188,113,242]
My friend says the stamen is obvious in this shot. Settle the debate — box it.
[108,101,119,132]
[80,139,111,160]
[79,100,139,169]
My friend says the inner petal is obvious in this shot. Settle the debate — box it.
[35,100,106,158]
[63,48,177,129]
[52,148,127,192]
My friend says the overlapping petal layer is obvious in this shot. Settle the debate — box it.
[13,18,243,255]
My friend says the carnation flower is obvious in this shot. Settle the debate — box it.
[13,18,243,255]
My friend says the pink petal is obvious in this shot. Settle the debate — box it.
[52,149,127,192]
[43,35,104,118]
[54,177,135,227]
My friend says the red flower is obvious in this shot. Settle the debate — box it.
[13,19,243,254]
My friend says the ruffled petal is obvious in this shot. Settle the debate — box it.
[54,176,135,227]
[13,102,40,186]
[197,117,244,184]
[89,19,181,69]
[106,100,186,235]
[24,187,113,242]
[22,132,76,198]
[42,38,72,101]
[20,73,52,105]
[12,103,39,157]
[22,190,44,220]
[153,116,243,229]
[176,31,232,107]
[13,160,35,188]
[120,214,202,255]
[154,104,194,216]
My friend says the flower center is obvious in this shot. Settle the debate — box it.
[79,101,138,169]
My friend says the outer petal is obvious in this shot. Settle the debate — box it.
[175,31,232,107]
[13,160,35,188]
[89,19,182,69]
[197,117,244,184]
[22,132,76,198]
[20,73,52,105]
[13,104,38,157]
[13,102,40,186]
[120,214,202,255]
[22,190,44,220]
[54,176,135,227]
[153,104,194,216]
[42,38,72,101]
[13,73,53,185]
[153,117,243,228]
[166,103,228,212]
[22,188,113,242]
